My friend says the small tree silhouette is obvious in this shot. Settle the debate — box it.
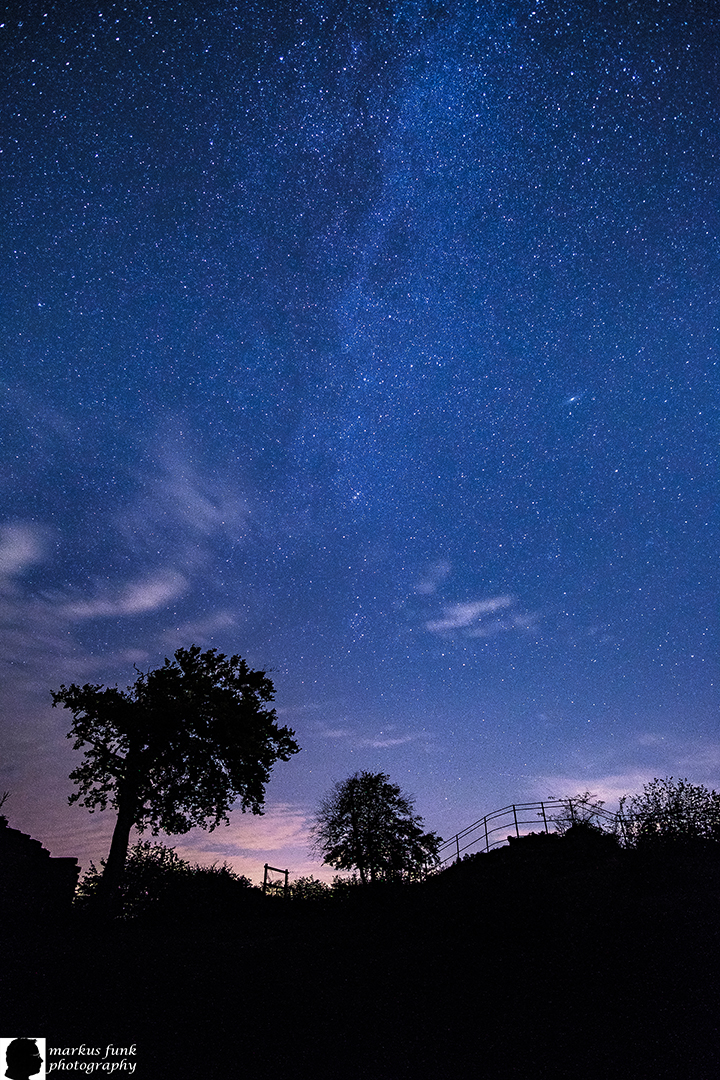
[312,771,440,884]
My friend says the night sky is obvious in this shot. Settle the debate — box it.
[1,0,717,883]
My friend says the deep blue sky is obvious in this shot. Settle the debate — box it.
[1,0,717,882]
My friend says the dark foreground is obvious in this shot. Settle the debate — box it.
[3,843,720,1079]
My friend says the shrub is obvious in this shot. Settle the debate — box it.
[289,875,332,901]
[619,777,720,849]
[551,792,619,838]
[75,840,256,918]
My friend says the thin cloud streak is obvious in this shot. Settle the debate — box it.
[61,572,187,619]
[466,610,540,638]
[426,596,514,633]
[315,724,432,751]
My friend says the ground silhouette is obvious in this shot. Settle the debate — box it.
[3,829,719,1079]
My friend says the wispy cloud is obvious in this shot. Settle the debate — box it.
[160,611,238,649]
[361,734,418,748]
[317,727,354,740]
[275,701,326,717]
[316,724,431,750]
[117,436,251,563]
[0,523,46,578]
[177,803,311,854]
[425,595,514,633]
[61,571,187,619]
[165,803,332,883]
[528,735,720,810]
[414,560,451,595]
[466,610,539,638]
[0,434,260,714]
[528,771,655,808]
[154,447,250,538]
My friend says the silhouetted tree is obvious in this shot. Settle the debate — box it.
[53,646,300,911]
[619,776,720,848]
[312,771,440,884]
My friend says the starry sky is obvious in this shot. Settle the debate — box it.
[1,0,717,883]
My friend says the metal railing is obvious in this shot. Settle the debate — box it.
[435,798,620,868]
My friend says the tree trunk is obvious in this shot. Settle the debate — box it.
[98,742,142,917]
[348,780,367,885]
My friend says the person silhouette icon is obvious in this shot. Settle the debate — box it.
[4,1039,43,1080]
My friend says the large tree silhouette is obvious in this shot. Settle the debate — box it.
[312,771,440,884]
[53,646,300,909]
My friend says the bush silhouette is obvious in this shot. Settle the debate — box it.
[620,776,720,848]
[76,840,257,918]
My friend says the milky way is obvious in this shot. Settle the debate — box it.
[1,1,716,880]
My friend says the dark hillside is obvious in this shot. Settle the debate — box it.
[3,836,719,1079]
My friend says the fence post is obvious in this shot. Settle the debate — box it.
[263,863,290,897]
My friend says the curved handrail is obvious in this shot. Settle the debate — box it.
[435,798,620,867]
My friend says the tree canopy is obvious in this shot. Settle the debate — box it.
[620,776,720,847]
[53,645,300,905]
[311,771,440,884]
